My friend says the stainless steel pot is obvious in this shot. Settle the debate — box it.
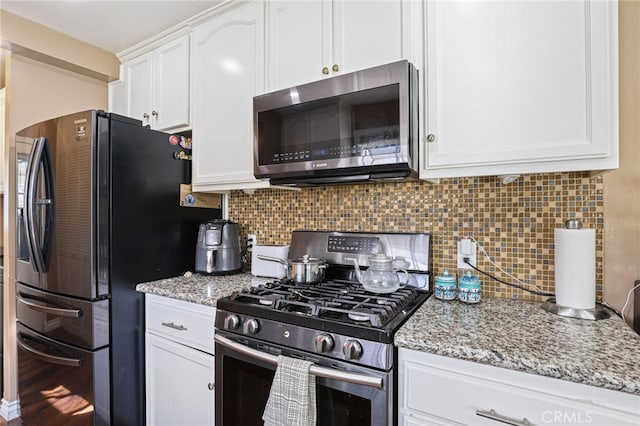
[256,254,327,284]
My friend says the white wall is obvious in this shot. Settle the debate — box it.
[603,0,640,325]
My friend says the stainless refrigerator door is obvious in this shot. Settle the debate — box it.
[17,110,105,300]
[16,282,109,350]
[17,322,110,426]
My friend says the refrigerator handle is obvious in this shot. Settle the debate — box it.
[25,136,56,273]
[41,136,57,271]
[17,333,82,368]
[17,293,83,318]
[24,137,43,273]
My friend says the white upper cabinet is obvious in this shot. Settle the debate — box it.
[125,52,153,124]
[123,35,190,131]
[420,0,618,179]
[191,1,270,192]
[266,0,422,92]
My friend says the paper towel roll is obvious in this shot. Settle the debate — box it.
[554,227,596,309]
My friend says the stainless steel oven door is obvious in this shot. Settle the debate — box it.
[215,332,393,426]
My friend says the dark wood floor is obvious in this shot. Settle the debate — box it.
[0,417,22,426]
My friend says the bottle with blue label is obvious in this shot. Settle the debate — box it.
[458,271,481,304]
[434,269,457,301]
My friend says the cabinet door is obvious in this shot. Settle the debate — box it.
[399,349,640,426]
[192,1,270,192]
[145,333,214,426]
[152,34,190,130]
[421,1,618,178]
[108,79,127,116]
[125,52,153,127]
[333,0,420,75]
[266,0,331,92]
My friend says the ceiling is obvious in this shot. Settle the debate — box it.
[1,1,221,54]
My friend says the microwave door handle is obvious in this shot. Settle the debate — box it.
[24,137,44,273]
[214,334,383,389]
[40,136,56,271]
[17,333,82,367]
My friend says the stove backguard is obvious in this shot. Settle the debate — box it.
[289,231,431,272]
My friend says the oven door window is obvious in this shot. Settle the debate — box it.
[219,354,382,426]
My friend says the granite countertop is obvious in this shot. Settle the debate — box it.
[137,273,640,396]
[135,272,272,307]
[395,296,640,395]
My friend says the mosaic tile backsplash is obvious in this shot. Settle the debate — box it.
[228,172,604,301]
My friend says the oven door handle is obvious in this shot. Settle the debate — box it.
[214,334,383,389]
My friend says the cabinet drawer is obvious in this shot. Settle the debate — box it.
[145,294,215,354]
[400,350,640,426]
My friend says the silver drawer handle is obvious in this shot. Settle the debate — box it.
[161,322,188,331]
[476,409,531,426]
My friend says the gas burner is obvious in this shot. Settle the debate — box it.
[258,294,284,306]
[228,279,423,329]
[348,308,372,322]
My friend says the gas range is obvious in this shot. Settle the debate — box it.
[215,231,431,371]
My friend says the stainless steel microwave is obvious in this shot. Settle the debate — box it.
[253,60,419,186]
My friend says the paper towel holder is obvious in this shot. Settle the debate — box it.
[542,219,610,320]
[542,297,611,320]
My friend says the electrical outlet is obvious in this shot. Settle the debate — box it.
[247,234,257,251]
[457,238,477,269]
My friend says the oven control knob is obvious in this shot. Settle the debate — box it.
[315,334,334,353]
[243,318,260,335]
[343,340,363,360]
[224,314,240,330]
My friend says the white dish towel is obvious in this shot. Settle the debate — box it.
[262,355,317,426]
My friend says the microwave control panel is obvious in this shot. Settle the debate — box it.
[272,143,400,163]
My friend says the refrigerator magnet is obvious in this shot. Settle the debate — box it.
[179,136,192,150]
[173,151,192,161]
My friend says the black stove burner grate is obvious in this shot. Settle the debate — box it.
[229,279,421,329]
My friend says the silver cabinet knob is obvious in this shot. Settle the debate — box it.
[243,318,260,335]
[315,334,334,353]
[143,113,149,120]
[207,382,215,391]
[332,64,339,72]
[343,340,363,360]
[224,314,240,330]
[152,110,158,117]
[322,67,330,75]
[427,133,436,143]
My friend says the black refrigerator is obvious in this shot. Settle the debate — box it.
[15,110,220,425]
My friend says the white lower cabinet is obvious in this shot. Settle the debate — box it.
[145,294,216,426]
[398,348,640,426]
